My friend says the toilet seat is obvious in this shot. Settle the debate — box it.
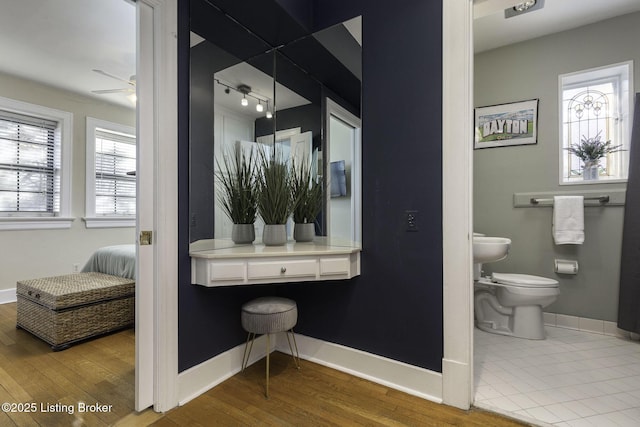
[491,272,558,288]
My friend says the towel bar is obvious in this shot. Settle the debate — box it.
[529,195,610,205]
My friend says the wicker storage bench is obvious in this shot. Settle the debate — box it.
[16,272,135,351]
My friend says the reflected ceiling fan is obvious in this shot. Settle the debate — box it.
[91,69,136,104]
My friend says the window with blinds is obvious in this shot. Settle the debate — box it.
[94,127,136,216]
[0,110,60,215]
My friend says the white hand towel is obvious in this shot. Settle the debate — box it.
[553,196,584,245]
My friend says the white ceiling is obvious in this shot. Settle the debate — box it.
[475,0,640,53]
[0,0,135,108]
[0,0,639,109]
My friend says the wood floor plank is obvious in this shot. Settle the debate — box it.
[0,362,33,402]
[0,412,17,427]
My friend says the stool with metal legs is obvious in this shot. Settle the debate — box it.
[241,296,300,398]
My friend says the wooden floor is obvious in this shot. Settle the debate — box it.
[150,352,531,427]
[0,302,136,426]
[0,302,530,426]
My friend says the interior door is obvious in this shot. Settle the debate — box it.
[135,0,154,411]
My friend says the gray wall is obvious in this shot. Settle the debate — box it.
[474,12,640,322]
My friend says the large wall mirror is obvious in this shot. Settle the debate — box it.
[188,0,361,248]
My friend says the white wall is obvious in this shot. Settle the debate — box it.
[0,72,135,293]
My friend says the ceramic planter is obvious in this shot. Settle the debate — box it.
[293,223,315,242]
[232,223,255,244]
[583,160,599,180]
[262,224,287,246]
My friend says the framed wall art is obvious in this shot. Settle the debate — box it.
[474,99,538,149]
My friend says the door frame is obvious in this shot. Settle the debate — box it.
[441,0,474,410]
[136,0,179,412]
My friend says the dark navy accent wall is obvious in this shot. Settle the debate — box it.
[255,104,321,143]
[275,0,314,31]
[178,0,443,372]
[284,0,443,370]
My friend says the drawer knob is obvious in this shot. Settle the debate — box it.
[280,267,287,274]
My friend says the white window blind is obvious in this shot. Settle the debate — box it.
[0,110,60,215]
[95,127,136,216]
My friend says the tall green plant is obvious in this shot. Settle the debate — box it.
[291,158,322,224]
[215,146,258,224]
[257,148,293,224]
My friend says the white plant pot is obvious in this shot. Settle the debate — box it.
[583,160,599,180]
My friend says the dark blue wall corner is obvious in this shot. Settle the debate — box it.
[178,0,443,373]
[275,0,314,31]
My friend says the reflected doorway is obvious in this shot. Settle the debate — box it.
[326,98,361,244]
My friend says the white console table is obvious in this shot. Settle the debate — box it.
[190,239,361,287]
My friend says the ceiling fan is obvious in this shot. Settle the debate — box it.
[91,69,137,103]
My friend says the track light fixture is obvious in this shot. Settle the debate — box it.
[265,100,273,119]
[237,84,251,107]
[215,79,273,118]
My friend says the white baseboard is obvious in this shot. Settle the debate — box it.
[177,334,269,405]
[0,288,16,304]
[543,312,631,339]
[275,334,443,403]
[442,358,471,410]
[177,333,443,407]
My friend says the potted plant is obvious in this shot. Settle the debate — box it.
[257,148,293,245]
[290,158,322,242]
[215,146,259,244]
[565,130,623,180]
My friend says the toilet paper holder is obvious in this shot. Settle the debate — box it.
[555,259,578,274]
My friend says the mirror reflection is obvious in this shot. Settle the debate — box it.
[326,100,362,244]
[189,1,361,249]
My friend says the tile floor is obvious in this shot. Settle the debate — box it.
[474,326,640,426]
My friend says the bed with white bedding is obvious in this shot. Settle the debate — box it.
[81,244,136,279]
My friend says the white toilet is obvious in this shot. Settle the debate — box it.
[473,234,559,340]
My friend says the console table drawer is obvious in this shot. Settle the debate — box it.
[209,262,245,282]
[319,256,351,276]
[247,259,317,280]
